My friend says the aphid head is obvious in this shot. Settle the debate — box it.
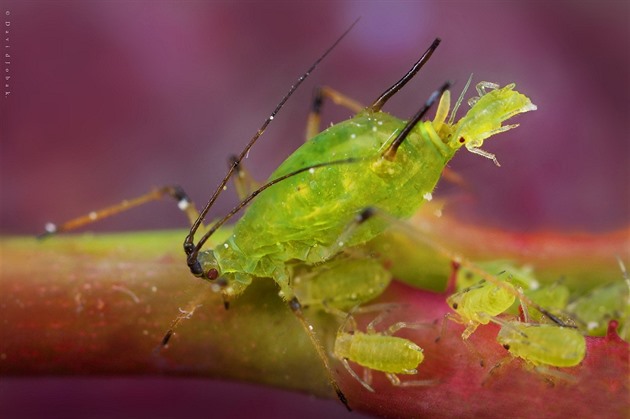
[195,249,250,298]
[445,81,537,165]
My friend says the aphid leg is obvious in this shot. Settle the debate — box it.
[385,372,436,387]
[476,81,500,96]
[466,146,501,167]
[532,365,577,384]
[227,155,261,201]
[384,321,433,336]
[362,367,374,390]
[39,185,202,238]
[158,287,211,349]
[317,207,378,261]
[482,355,513,386]
[341,358,375,392]
[288,296,351,410]
[305,86,364,141]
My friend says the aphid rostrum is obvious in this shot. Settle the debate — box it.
[41,25,537,406]
[333,306,434,392]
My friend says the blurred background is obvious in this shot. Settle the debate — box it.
[1,1,628,418]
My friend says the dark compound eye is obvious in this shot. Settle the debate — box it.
[503,344,510,350]
[451,302,458,309]
[206,268,219,280]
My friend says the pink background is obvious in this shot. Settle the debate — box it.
[1,1,629,418]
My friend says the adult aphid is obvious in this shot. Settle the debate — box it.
[41,22,537,407]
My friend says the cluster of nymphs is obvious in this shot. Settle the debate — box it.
[316,256,629,392]
[444,260,628,377]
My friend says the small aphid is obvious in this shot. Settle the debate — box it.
[292,257,391,311]
[447,279,516,339]
[453,261,570,325]
[334,307,434,392]
[567,259,630,340]
[497,322,586,368]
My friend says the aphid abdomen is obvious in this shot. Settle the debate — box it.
[498,324,586,367]
[338,333,424,374]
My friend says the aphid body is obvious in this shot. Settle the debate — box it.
[447,279,516,339]
[292,257,391,311]
[333,308,433,392]
[497,322,586,368]
[453,261,570,325]
[567,280,629,339]
[197,82,537,303]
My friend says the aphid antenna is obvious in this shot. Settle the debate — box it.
[382,81,451,161]
[447,73,473,125]
[188,157,361,272]
[369,38,441,112]
[185,19,360,254]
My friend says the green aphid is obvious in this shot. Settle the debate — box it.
[456,261,571,324]
[524,282,571,323]
[292,257,391,311]
[42,31,537,407]
[497,322,586,368]
[334,307,434,392]
[195,79,536,303]
[447,278,517,339]
[567,281,629,340]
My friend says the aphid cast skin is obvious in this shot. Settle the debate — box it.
[497,322,586,368]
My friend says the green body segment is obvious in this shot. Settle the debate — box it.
[334,332,424,374]
[292,257,391,311]
[497,323,586,367]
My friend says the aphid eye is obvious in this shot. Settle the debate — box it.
[452,302,458,309]
[206,268,219,280]
[503,344,510,350]
[458,138,465,143]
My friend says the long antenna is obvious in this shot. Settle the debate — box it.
[369,38,440,112]
[184,19,360,257]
